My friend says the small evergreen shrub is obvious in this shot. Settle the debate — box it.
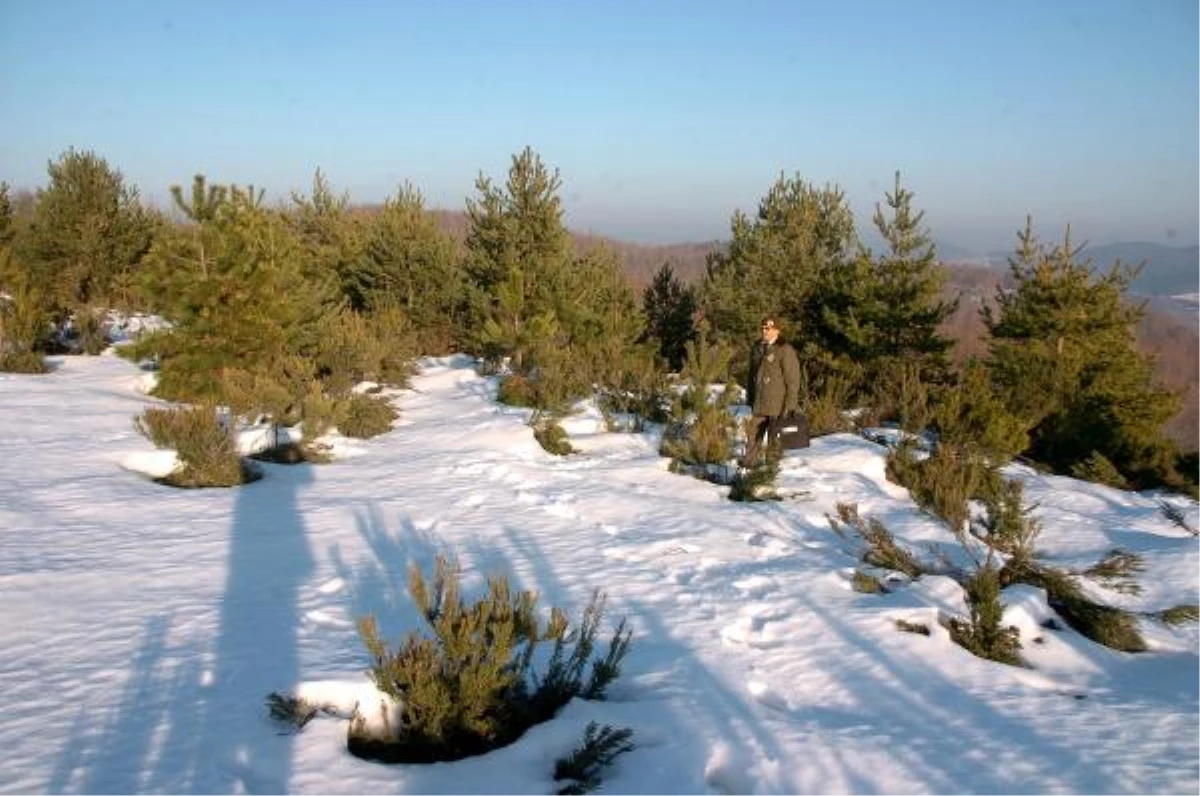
[533,417,575,456]
[827,502,924,578]
[1158,500,1198,536]
[339,393,398,439]
[1070,451,1130,490]
[975,477,1041,571]
[266,692,319,732]
[352,556,632,764]
[946,564,1022,666]
[886,439,1001,536]
[1082,549,1144,596]
[0,350,47,373]
[1004,562,1147,652]
[728,443,781,502]
[805,372,857,436]
[553,722,635,795]
[851,570,888,594]
[497,373,538,407]
[660,328,738,475]
[894,618,930,635]
[135,404,257,487]
[1158,604,1199,625]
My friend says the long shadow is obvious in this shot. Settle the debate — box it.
[798,594,1117,793]
[44,614,202,794]
[329,504,447,644]
[44,462,314,793]
[179,462,315,793]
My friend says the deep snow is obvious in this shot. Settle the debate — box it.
[0,351,1196,794]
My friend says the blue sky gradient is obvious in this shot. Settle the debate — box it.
[1,0,1196,250]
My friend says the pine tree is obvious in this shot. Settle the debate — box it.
[863,173,956,388]
[288,169,364,305]
[984,220,1181,488]
[349,182,463,350]
[23,149,156,316]
[463,146,573,356]
[700,173,857,350]
[641,262,696,372]
[132,184,341,403]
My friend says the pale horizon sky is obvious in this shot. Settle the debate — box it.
[1,0,1196,252]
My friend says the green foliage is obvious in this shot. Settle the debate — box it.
[265,692,319,732]
[932,359,1028,465]
[860,173,956,390]
[641,262,696,371]
[852,570,888,594]
[533,417,575,456]
[349,183,463,352]
[659,323,739,471]
[1158,604,1199,625]
[1003,562,1147,652]
[0,249,52,372]
[886,438,997,536]
[353,556,632,764]
[894,618,930,635]
[946,564,1023,666]
[803,370,858,436]
[315,306,415,396]
[1082,549,1144,596]
[553,722,636,795]
[22,148,157,315]
[0,182,13,246]
[287,169,365,306]
[729,442,781,501]
[134,404,256,487]
[593,343,671,431]
[339,393,398,439]
[132,181,341,404]
[1069,452,1130,490]
[464,147,573,369]
[700,173,857,365]
[1158,499,1197,536]
[985,221,1182,490]
[827,502,924,578]
[975,476,1041,572]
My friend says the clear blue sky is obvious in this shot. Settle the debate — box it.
[1,0,1196,251]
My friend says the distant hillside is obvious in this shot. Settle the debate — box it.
[425,209,720,288]
[1083,242,1199,297]
[981,241,1198,297]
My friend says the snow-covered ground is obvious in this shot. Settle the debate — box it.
[0,352,1196,795]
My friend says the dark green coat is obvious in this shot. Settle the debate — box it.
[746,339,800,417]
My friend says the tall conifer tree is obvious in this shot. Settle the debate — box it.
[985,220,1181,487]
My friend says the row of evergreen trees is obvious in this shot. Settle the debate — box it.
[0,146,1191,493]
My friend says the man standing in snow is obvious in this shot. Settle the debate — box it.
[741,316,801,468]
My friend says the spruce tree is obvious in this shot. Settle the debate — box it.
[984,220,1181,488]
[641,262,696,372]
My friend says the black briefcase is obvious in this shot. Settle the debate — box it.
[777,412,810,449]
